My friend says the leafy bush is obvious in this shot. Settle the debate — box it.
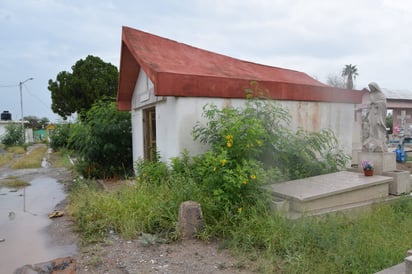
[68,99,133,179]
[49,123,71,150]
[193,89,349,181]
[1,123,24,147]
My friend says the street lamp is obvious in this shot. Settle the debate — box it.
[19,77,34,142]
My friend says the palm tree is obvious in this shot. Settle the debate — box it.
[341,64,358,89]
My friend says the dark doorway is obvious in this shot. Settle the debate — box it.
[143,107,156,161]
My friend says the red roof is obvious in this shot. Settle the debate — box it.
[117,26,363,110]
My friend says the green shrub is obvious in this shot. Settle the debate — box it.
[193,86,349,181]
[68,99,133,179]
[1,123,24,147]
[49,123,71,150]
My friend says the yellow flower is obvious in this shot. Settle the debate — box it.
[238,207,243,214]
[242,180,248,185]
[250,174,257,180]
[225,134,234,147]
[220,159,227,166]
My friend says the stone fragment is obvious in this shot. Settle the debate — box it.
[14,256,76,274]
[178,201,204,239]
[48,210,64,218]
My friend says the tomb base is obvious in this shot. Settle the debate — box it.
[358,151,396,175]
[383,170,411,195]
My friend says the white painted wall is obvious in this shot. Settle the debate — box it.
[281,101,354,157]
[0,121,32,144]
[130,69,357,166]
[0,122,8,138]
[156,97,243,161]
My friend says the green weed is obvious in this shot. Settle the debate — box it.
[0,152,13,166]
[0,179,30,188]
[11,145,47,169]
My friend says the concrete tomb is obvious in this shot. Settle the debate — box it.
[267,171,393,218]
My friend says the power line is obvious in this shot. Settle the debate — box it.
[23,85,51,111]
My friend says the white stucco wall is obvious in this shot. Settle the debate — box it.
[156,97,244,161]
[130,70,356,166]
[0,121,32,143]
[281,101,354,158]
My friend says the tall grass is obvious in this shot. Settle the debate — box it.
[0,152,13,166]
[69,175,412,273]
[51,148,74,168]
[6,146,26,154]
[68,174,201,243]
[11,145,47,169]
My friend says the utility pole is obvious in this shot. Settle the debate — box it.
[19,77,34,143]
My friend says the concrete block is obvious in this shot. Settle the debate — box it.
[383,170,411,195]
[269,171,391,215]
[358,151,396,175]
[271,197,289,213]
[178,201,204,240]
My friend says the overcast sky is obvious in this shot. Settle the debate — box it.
[1,0,411,122]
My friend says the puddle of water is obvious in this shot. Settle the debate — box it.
[0,177,77,273]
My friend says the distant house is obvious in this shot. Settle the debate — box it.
[117,26,363,165]
[46,124,56,142]
[382,89,412,137]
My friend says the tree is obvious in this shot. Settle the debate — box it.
[48,55,119,120]
[326,74,346,88]
[24,116,50,129]
[341,64,359,89]
[68,99,133,178]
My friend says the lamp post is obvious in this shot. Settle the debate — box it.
[19,77,34,143]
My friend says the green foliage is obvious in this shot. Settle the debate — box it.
[0,123,24,147]
[23,116,50,129]
[270,128,350,179]
[11,145,47,169]
[193,87,349,181]
[341,64,359,89]
[226,198,412,273]
[68,99,133,179]
[48,55,119,120]
[191,150,267,217]
[135,154,169,185]
[69,171,201,243]
[49,123,71,150]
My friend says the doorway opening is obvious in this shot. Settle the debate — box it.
[143,107,156,161]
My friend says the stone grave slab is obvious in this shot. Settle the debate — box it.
[267,171,392,216]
